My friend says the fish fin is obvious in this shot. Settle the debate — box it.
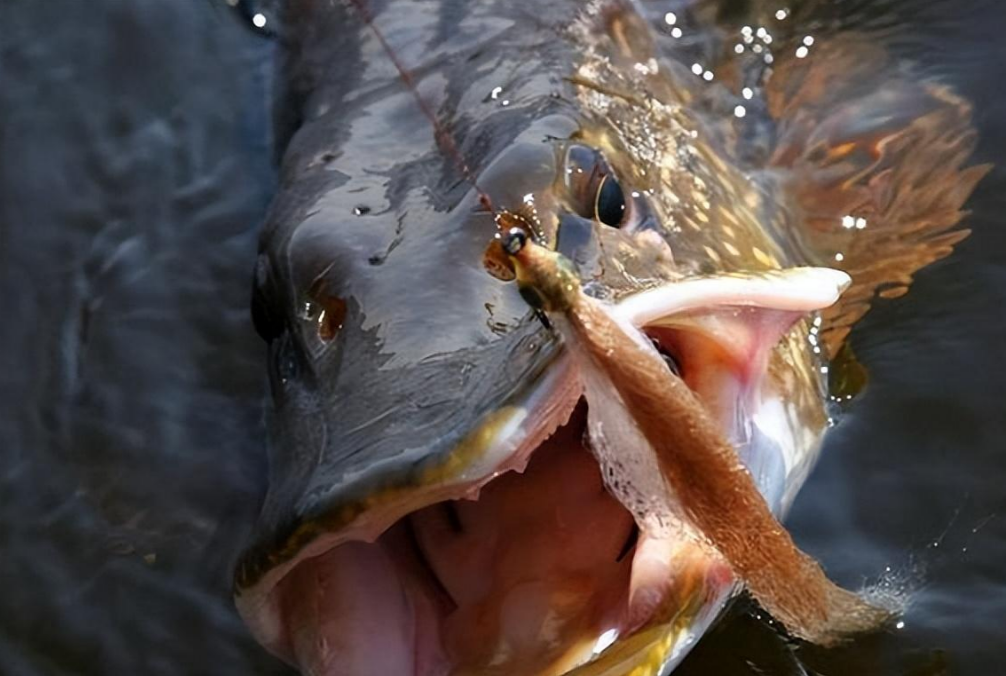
[764,35,990,357]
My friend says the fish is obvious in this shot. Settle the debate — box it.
[234,0,988,674]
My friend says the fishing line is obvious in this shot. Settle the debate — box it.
[344,0,497,215]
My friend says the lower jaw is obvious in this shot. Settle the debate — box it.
[271,401,727,676]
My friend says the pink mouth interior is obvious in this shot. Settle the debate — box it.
[272,403,651,676]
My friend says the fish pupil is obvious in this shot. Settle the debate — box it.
[596,175,627,227]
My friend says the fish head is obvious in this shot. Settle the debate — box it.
[235,2,846,674]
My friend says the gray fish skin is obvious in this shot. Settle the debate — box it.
[244,0,597,576]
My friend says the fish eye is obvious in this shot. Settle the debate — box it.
[563,144,631,229]
[595,175,626,227]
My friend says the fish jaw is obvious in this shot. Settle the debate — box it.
[235,268,845,675]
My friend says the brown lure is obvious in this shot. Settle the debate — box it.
[502,228,891,646]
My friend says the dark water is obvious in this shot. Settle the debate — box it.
[1,1,1004,675]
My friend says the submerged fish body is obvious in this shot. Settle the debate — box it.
[235,1,986,674]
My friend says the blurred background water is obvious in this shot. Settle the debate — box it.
[0,1,1004,675]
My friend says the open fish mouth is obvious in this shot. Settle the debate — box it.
[235,269,848,676]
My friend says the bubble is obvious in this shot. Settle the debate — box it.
[860,558,924,620]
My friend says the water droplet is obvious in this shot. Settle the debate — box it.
[671,27,683,38]
[691,63,703,75]
[490,86,503,99]
[702,70,714,81]
[835,252,845,261]
[742,87,753,99]
[842,215,855,229]
[896,620,906,630]
[803,35,815,46]
[733,105,747,118]
[775,9,789,20]
[300,300,319,321]
[664,12,677,25]
[252,13,267,28]
[796,45,809,58]
[734,44,744,54]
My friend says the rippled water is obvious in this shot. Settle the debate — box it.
[2,1,1004,675]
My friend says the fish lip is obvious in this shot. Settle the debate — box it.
[234,351,584,659]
